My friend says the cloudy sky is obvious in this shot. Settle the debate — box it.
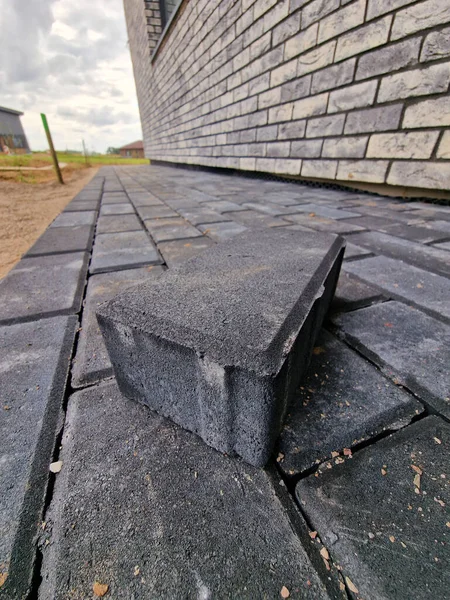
[0,0,142,153]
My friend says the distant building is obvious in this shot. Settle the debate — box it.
[0,106,30,154]
[118,140,145,158]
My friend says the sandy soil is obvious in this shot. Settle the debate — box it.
[0,167,98,279]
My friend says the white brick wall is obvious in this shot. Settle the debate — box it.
[125,0,450,191]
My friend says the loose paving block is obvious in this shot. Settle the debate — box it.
[136,205,178,220]
[50,211,97,228]
[72,267,163,388]
[296,417,450,600]
[90,231,161,274]
[0,316,77,598]
[333,301,450,417]
[344,242,372,260]
[100,203,135,216]
[332,271,386,312]
[25,225,94,257]
[350,230,450,277]
[198,221,248,241]
[39,381,332,600]
[97,228,345,466]
[344,256,450,321]
[144,217,202,242]
[277,330,422,476]
[284,213,366,234]
[158,237,216,268]
[96,214,142,234]
[0,252,89,325]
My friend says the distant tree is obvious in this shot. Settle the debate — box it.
[106,147,120,154]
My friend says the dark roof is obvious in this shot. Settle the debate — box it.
[0,106,24,116]
[119,140,144,150]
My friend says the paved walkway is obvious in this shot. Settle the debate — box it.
[0,165,449,599]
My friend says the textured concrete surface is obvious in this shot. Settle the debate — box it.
[90,231,161,274]
[99,203,135,216]
[332,270,386,312]
[96,214,142,234]
[0,316,77,598]
[0,252,88,325]
[39,381,333,600]
[98,228,345,466]
[25,225,94,257]
[72,266,163,388]
[333,301,450,417]
[144,217,203,242]
[277,330,422,476]
[198,220,248,241]
[50,211,97,228]
[296,417,450,600]
[157,237,216,267]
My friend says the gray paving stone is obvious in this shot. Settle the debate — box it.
[0,252,89,325]
[102,192,128,204]
[198,221,248,241]
[63,201,99,212]
[129,193,163,207]
[136,205,178,220]
[72,267,163,388]
[420,219,450,234]
[177,206,231,226]
[405,208,450,221]
[72,190,102,202]
[242,201,301,216]
[333,301,450,416]
[157,237,216,268]
[0,316,77,598]
[165,198,202,209]
[100,203,135,216]
[344,242,373,260]
[90,231,161,274]
[284,213,366,234]
[433,241,450,251]
[350,230,450,277]
[97,228,345,466]
[277,330,422,476]
[96,214,142,234]
[144,217,202,242]
[203,200,247,212]
[374,221,449,244]
[296,416,450,600]
[39,380,333,600]
[25,225,94,257]
[293,203,361,220]
[50,211,97,228]
[344,256,450,321]
[332,271,386,312]
[226,209,287,228]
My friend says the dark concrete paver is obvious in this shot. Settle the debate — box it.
[63,201,99,212]
[50,211,97,228]
[333,301,450,417]
[0,316,77,598]
[39,381,333,600]
[277,330,422,476]
[96,214,142,234]
[136,205,178,219]
[25,225,94,257]
[90,231,161,274]
[284,213,366,234]
[0,252,89,325]
[101,192,128,204]
[99,203,135,216]
[144,217,202,242]
[198,220,248,241]
[157,237,216,267]
[178,206,231,226]
[343,242,372,260]
[226,209,286,228]
[344,256,450,321]
[72,266,163,388]
[296,416,450,600]
[293,203,361,220]
[332,271,386,312]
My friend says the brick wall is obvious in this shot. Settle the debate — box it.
[124,0,450,191]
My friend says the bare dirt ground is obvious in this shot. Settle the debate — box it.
[0,167,98,279]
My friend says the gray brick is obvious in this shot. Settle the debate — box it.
[96,228,344,466]
[266,141,291,157]
[72,267,163,388]
[378,62,450,102]
[273,11,301,47]
[437,130,450,159]
[367,131,440,159]
[403,97,450,128]
[322,135,368,158]
[345,104,403,134]
[39,380,332,600]
[302,0,340,29]
[333,301,450,415]
[50,211,97,228]
[256,124,278,141]
[306,114,345,138]
[292,92,328,119]
[90,231,161,274]
[345,255,450,321]
[297,40,336,77]
[284,23,318,61]
[328,80,377,113]
[367,0,416,20]
[301,159,338,179]
[356,38,420,80]
[291,139,323,158]
[317,0,366,44]
[335,14,392,61]
[96,214,142,234]
[268,103,293,122]
[421,25,450,61]
[337,160,389,183]
[391,0,450,40]
[277,330,421,476]
[100,203,135,216]
[296,418,450,599]
[280,74,312,102]
[311,58,356,94]
[270,58,298,87]
[25,225,94,257]
[0,252,89,325]
[278,119,307,139]
[0,316,77,598]
[387,160,450,190]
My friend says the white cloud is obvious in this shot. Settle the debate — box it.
[0,0,142,153]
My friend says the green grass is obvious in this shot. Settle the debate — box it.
[56,152,149,165]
